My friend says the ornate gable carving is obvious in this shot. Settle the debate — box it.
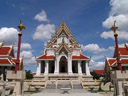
[56,21,71,36]
[56,43,71,54]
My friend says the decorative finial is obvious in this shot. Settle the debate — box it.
[17,19,25,34]
[110,20,118,35]
[62,19,65,28]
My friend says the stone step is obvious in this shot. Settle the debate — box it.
[73,84,83,89]
[46,84,56,89]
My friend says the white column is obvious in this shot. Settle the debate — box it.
[86,61,91,76]
[44,60,49,75]
[36,61,41,76]
[78,60,82,75]
[54,53,59,74]
[68,53,73,74]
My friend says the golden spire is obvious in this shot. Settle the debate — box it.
[0,40,5,49]
[17,19,25,34]
[110,20,118,35]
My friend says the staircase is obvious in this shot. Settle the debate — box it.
[46,80,56,89]
[57,80,71,89]
[72,80,83,89]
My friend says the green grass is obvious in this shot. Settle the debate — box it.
[90,90,114,93]
[24,90,39,93]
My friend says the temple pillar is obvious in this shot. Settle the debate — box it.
[54,53,59,74]
[36,61,41,75]
[78,60,82,75]
[86,61,91,76]
[44,60,49,75]
[68,53,73,74]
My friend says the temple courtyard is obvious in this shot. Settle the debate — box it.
[24,89,113,96]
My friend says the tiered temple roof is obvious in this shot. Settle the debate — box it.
[0,41,23,67]
[37,21,89,61]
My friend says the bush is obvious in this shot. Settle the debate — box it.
[90,72,100,80]
[25,70,33,80]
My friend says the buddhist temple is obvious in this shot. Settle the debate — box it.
[0,41,23,80]
[35,21,91,80]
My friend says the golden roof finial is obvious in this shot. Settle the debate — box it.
[110,20,118,35]
[17,19,25,34]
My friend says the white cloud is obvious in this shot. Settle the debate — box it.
[23,57,37,66]
[20,50,37,66]
[21,43,31,50]
[108,46,114,51]
[34,10,49,22]
[92,55,104,61]
[20,51,33,58]
[101,0,128,40]
[103,15,128,31]
[89,60,105,71]
[33,24,55,41]
[81,44,106,53]
[100,30,128,40]
[109,0,128,16]
[0,27,18,45]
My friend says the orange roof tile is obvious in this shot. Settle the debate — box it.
[72,54,89,59]
[93,70,104,74]
[12,58,17,63]
[120,59,128,64]
[119,48,128,55]
[0,47,11,55]
[0,59,12,65]
[108,59,116,66]
[37,55,54,60]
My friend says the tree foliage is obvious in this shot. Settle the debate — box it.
[90,72,100,80]
[25,70,33,80]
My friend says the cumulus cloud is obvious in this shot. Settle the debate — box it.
[33,24,55,41]
[89,60,105,71]
[21,43,31,50]
[20,51,33,58]
[0,27,18,45]
[34,10,49,22]
[101,0,128,40]
[103,15,128,31]
[92,55,104,61]
[109,0,128,16]
[20,50,37,66]
[108,46,114,51]
[101,30,128,40]
[23,57,37,66]
[81,44,106,53]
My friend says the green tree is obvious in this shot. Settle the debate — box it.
[25,70,33,80]
[90,72,100,80]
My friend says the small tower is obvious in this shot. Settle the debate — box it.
[110,21,122,71]
[15,19,25,73]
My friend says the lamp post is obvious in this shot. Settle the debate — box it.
[15,19,25,73]
[110,21,122,71]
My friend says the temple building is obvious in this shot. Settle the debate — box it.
[35,21,91,80]
[0,41,23,80]
[104,43,128,82]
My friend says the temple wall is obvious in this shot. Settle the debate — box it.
[72,49,80,56]
[47,49,55,56]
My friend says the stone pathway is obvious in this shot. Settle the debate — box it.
[25,89,106,96]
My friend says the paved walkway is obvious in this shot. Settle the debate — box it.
[26,89,105,96]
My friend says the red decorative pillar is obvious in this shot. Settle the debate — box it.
[110,21,122,71]
[15,20,25,73]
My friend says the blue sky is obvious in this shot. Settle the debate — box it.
[0,0,128,72]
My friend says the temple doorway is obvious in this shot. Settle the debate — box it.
[72,61,78,73]
[49,61,55,73]
[59,56,67,73]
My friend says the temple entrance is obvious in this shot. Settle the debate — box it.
[59,56,67,73]
[49,61,55,73]
[72,61,78,73]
